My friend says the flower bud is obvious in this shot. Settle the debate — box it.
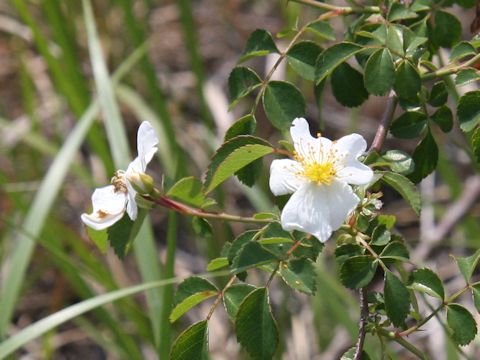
[128,172,154,194]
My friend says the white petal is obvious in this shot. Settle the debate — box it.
[81,211,125,230]
[336,162,373,185]
[333,133,367,160]
[137,121,159,170]
[269,159,305,196]
[125,181,138,220]
[290,118,332,164]
[324,180,360,230]
[126,157,143,175]
[91,185,126,214]
[81,185,126,230]
[280,183,332,242]
[280,181,359,242]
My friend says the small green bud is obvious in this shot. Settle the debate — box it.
[128,172,154,194]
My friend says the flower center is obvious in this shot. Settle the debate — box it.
[302,161,336,185]
[111,170,128,193]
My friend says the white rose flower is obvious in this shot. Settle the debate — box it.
[81,121,159,230]
[269,118,373,242]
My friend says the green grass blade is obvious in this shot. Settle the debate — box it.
[0,44,146,339]
[132,220,164,346]
[0,278,179,358]
[159,212,177,358]
[82,0,130,167]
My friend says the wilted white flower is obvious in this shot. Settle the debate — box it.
[269,118,373,242]
[81,121,158,230]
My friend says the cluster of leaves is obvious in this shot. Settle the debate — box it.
[169,221,323,359]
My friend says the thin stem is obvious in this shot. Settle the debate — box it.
[286,238,304,256]
[369,92,398,154]
[290,0,380,14]
[398,282,475,338]
[354,287,369,360]
[273,147,294,157]
[376,328,429,360]
[145,195,272,224]
[356,236,378,259]
[268,238,304,288]
[266,263,280,288]
[398,303,443,337]
[206,276,236,321]
[250,9,346,116]
[421,53,480,81]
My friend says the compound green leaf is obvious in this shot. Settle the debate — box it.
[390,111,427,139]
[453,249,480,282]
[388,3,418,21]
[223,284,256,321]
[450,41,477,61]
[364,48,395,96]
[472,284,480,313]
[386,25,404,55]
[206,257,229,272]
[170,277,218,322]
[287,41,322,81]
[167,177,206,208]
[235,288,278,359]
[279,258,317,295]
[394,61,421,99]
[315,42,364,83]
[170,320,209,360]
[382,150,414,175]
[228,67,261,108]
[204,135,273,193]
[380,171,421,214]
[408,130,439,184]
[232,241,278,274]
[340,255,378,289]
[455,69,480,86]
[371,225,391,246]
[432,11,461,48]
[431,106,453,133]
[224,115,256,141]
[408,268,444,299]
[457,91,480,132]
[239,29,279,63]
[428,81,448,107]
[263,81,306,130]
[306,20,335,40]
[331,63,369,107]
[228,230,257,263]
[380,241,410,262]
[447,304,477,346]
[384,271,410,327]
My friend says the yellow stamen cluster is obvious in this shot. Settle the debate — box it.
[302,161,336,185]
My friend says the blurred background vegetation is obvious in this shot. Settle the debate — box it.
[1,0,480,359]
